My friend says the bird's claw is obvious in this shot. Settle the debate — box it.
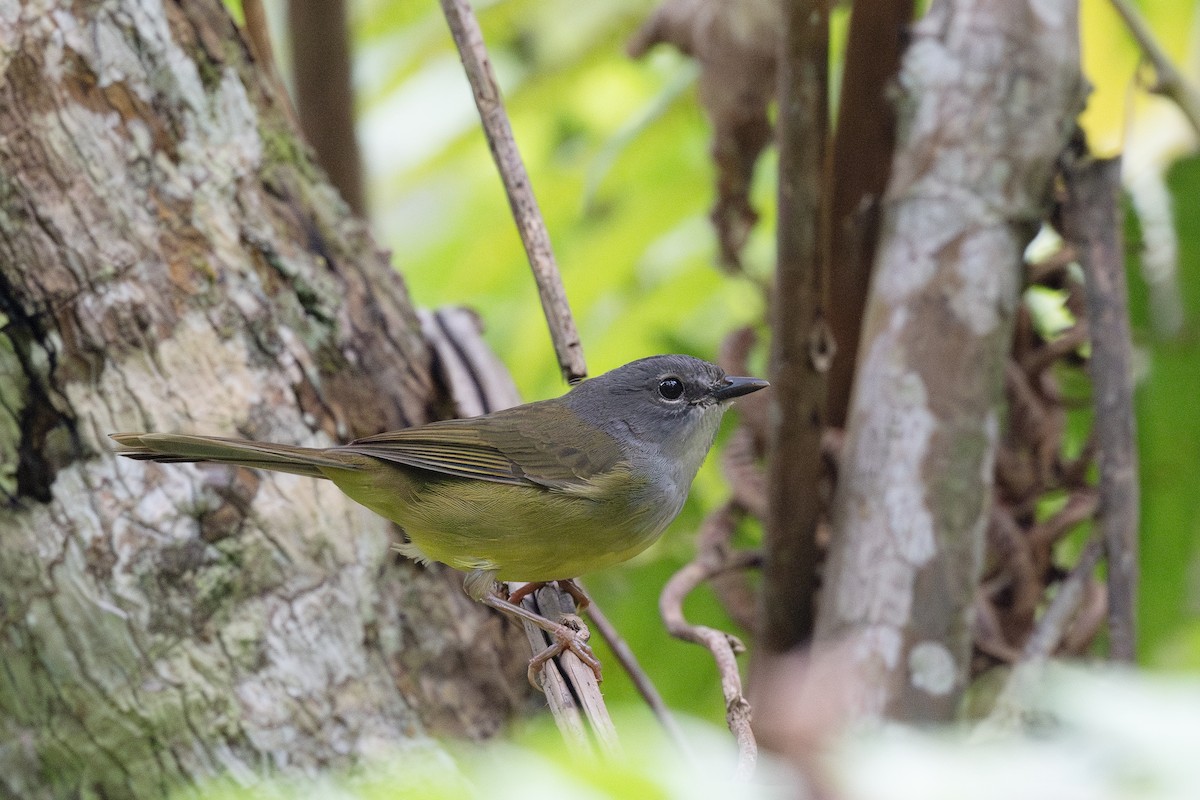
[508,579,590,610]
[526,615,602,690]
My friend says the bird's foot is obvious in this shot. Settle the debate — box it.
[508,579,590,610]
[527,613,602,689]
[479,581,602,692]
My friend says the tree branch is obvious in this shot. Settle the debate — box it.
[437,0,587,383]
[1062,153,1140,662]
[660,515,761,779]
[520,584,622,759]
[826,0,915,427]
[762,0,830,655]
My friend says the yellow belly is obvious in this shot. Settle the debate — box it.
[323,460,678,581]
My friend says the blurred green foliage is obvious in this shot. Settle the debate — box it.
[1128,154,1200,667]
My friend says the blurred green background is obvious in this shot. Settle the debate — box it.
[255,0,1200,724]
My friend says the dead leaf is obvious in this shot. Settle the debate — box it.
[629,0,781,271]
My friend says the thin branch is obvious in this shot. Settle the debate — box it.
[660,546,762,780]
[512,583,621,759]
[512,601,592,757]
[1109,0,1200,137]
[826,0,916,426]
[534,584,622,758]
[762,0,831,655]
[583,596,695,762]
[437,0,586,383]
[1062,153,1140,662]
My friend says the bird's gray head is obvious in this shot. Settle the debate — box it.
[563,354,768,481]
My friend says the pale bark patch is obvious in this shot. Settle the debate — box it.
[908,640,956,696]
[950,227,1020,336]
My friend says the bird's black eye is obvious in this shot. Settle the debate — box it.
[658,377,684,400]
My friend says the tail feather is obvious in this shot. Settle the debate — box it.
[110,433,358,479]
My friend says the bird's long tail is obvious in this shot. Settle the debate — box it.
[110,433,360,479]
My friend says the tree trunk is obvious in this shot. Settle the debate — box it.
[813,0,1085,721]
[0,2,525,796]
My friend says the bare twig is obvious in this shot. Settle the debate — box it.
[535,584,621,758]
[437,0,586,383]
[661,545,762,779]
[762,0,831,656]
[1062,153,1139,662]
[513,606,592,756]
[1108,0,1200,136]
[512,582,621,759]
[583,596,694,761]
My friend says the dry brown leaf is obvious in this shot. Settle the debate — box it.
[629,0,781,271]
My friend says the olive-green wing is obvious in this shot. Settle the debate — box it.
[337,403,624,490]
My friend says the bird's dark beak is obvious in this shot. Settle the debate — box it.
[712,375,770,401]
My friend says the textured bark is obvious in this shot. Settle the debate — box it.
[1063,155,1139,662]
[0,2,525,797]
[813,0,1085,720]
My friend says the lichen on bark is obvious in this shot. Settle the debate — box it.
[0,2,527,796]
[814,0,1086,721]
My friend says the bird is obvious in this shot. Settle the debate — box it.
[111,354,768,686]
